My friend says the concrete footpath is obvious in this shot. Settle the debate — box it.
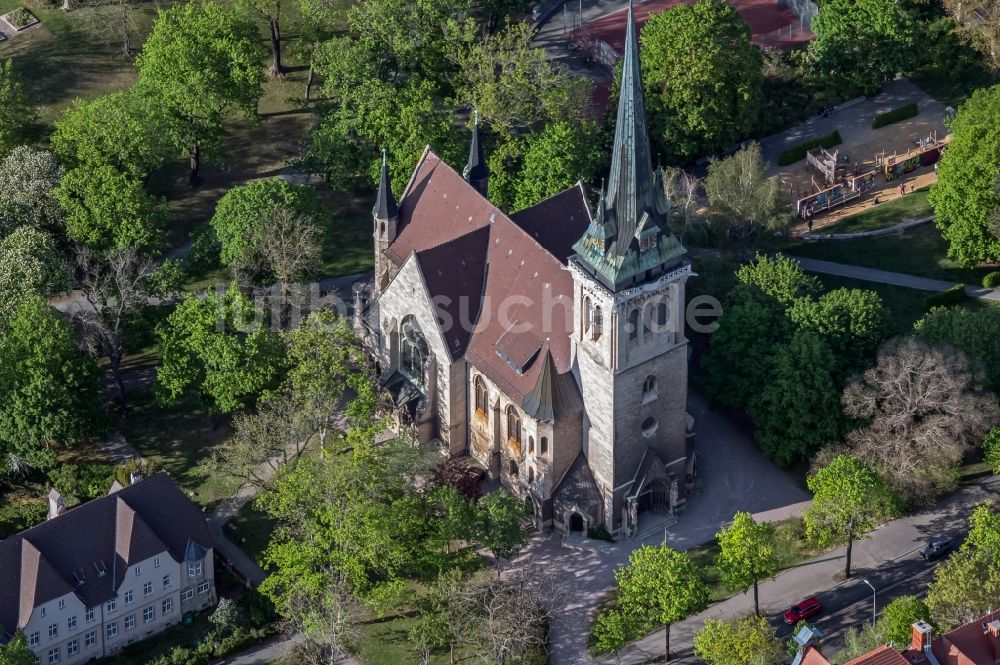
[600,475,1000,664]
[787,255,1000,304]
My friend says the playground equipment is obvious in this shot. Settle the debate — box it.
[875,132,945,181]
[806,147,840,185]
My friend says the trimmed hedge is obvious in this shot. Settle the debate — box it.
[924,284,966,309]
[777,131,843,166]
[872,102,919,129]
[983,272,1000,289]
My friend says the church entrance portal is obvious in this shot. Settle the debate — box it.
[569,513,585,533]
[637,479,670,515]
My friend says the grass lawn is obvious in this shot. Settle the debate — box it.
[685,517,825,604]
[226,500,277,566]
[788,225,993,285]
[820,190,932,235]
[120,348,238,509]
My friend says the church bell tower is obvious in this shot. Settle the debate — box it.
[570,1,692,535]
[372,149,399,295]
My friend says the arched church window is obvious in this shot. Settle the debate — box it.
[528,436,535,454]
[540,437,549,455]
[475,376,489,414]
[506,406,522,444]
[642,375,658,401]
[628,308,640,340]
[379,221,386,237]
[641,417,658,437]
[528,467,535,484]
[593,306,603,340]
[655,302,668,327]
[400,315,429,388]
[583,296,593,334]
[509,461,519,478]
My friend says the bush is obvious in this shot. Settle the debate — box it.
[985,428,1000,474]
[923,284,966,309]
[587,524,615,542]
[48,463,116,503]
[777,131,843,166]
[872,102,919,129]
[982,272,1000,289]
[5,7,35,28]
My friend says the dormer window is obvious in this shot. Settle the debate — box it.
[639,232,656,252]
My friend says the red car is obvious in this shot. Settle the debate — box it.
[784,597,823,624]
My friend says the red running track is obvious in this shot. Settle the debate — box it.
[582,0,812,50]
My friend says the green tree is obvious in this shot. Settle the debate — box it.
[963,502,1000,555]
[788,288,889,375]
[640,0,764,162]
[155,284,284,420]
[0,298,106,473]
[0,226,70,320]
[237,0,286,77]
[926,506,1000,629]
[804,455,899,579]
[427,484,475,557]
[879,595,932,646]
[209,178,327,282]
[810,0,917,94]
[0,146,65,233]
[136,1,263,186]
[409,569,467,665]
[0,59,36,158]
[749,330,843,467]
[928,84,1000,266]
[447,20,592,133]
[51,90,179,178]
[705,144,789,236]
[258,432,435,612]
[509,120,603,211]
[700,298,790,409]
[55,165,166,250]
[984,428,1000,474]
[693,615,783,665]
[474,488,529,573]
[615,543,708,661]
[284,310,376,452]
[593,609,634,664]
[0,631,35,665]
[715,512,778,616]
[734,253,820,306]
[914,304,1000,392]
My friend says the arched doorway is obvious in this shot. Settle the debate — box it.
[569,513,585,533]
[638,479,670,515]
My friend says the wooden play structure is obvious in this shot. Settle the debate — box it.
[875,132,945,181]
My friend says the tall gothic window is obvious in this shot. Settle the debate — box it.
[474,376,489,414]
[593,306,603,340]
[643,375,658,401]
[583,296,593,335]
[400,315,429,388]
[506,406,522,444]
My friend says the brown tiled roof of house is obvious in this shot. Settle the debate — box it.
[932,609,1000,664]
[0,473,213,634]
[843,644,911,665]
[799,645,833,665]
[387,148,590,407]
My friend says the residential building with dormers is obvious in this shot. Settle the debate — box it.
[0,473,216,664]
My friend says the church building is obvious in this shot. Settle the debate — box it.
[355,3,696,537]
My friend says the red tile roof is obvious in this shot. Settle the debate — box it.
[933,609,1000,665]
[386,149,590,407]
[843,645,911,665]
[800,646,833,665]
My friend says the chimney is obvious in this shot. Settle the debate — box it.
[47,488,65,520]
[911,621,941,665]
[985,619,1000,661]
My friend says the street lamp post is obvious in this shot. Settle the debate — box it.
[862,579,877,627]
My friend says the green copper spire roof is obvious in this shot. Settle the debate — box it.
[572,0,685,291]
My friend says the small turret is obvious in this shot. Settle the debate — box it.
[463,111,490,199]
[373,149,399,294]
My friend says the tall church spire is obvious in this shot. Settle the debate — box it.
[464,110,490,199]
[372,148,398,221]
[571,1,684,292]
[605,0,656,251]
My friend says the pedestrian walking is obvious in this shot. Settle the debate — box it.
[899,183,906,196]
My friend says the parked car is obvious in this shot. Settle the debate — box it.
[920,538,953,561]
[784,597,824,624]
